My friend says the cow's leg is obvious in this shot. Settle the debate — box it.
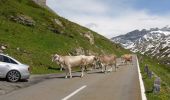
[104,65,107,74]
[131,58,133,65]
[85,65,90,72]
[115,63,117,72]
[101,64,104,72]
[81,66,85,77]
[110,65,113,72]
[65,68,68,79]
[60,64,63,71]
[68,66,72,78]
[121,58,124,64]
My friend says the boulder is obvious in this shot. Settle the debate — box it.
[1,46,6,50]
[85,50,97,56]
[10,14,35,26]
[153,77,161,94]
[69,47,85,56]
[54,19,63,27]
[81,31,94,45]
[48,18,65,34]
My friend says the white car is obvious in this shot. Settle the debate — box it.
[0,53,30,82]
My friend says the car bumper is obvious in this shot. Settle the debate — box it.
[20,72,30,79]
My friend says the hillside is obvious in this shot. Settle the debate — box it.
[138,54,170,100]
[112,27,170,66]
[0,0,129,74]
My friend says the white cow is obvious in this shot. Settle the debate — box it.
[52,54,94,78]
[82,55,96,71]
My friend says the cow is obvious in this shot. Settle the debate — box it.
[52,54,87,78]
[52,54,97,78]
[82,55,96,71]
[121,54,133,64]
[97,54,117,73]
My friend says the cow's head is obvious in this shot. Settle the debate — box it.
[52,54,60,62]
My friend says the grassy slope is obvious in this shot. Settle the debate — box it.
[0,0,129,74]
[138,54,170,100]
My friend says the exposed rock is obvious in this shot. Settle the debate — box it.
[10,14,35,26]
[81,31,94,45]
[1,46,6,50]
[32,0,46,7]
[16,47,20,51]
[48,18,65,34]
[54,19,63,27]
[48,27,60,34]
[85,50,97,56]
[69,47,85,56]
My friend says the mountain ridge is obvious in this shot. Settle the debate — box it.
[112,26,170,65]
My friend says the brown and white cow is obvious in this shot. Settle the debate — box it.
[97,54,117,73]
[121,54,133,64]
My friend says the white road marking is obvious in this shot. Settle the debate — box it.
[136,56,147,100]
[62,85,87,100]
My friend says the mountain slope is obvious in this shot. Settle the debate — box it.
[0,0,129,74]
[112,27,170,65]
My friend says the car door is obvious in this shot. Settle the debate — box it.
[0,55,10,77]
[0,55,18,77]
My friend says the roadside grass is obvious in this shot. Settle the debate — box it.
[0,0,130,74]
[138,54,170,100]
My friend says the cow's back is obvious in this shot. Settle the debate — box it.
[63,56,85,67]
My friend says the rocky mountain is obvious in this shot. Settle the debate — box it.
[112,26,170,65]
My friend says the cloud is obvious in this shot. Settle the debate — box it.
[47,0,109,16]
[85,23,98,29]
[46,0,170,38]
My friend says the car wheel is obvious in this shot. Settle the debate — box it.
[6,70,21,82]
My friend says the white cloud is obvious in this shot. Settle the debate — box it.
[46,0,170,38]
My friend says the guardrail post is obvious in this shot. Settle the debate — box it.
[153,77,161,94]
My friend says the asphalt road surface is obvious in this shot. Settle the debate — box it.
[0,56,142,100]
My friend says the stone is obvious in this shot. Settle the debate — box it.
[148,71,153,79]
[1,46,6,50]
[153,77,161,94]
[81,31,94,45]
[69,47,85,56]
[16,47,20,51]
[10,14,35,26]
[144,65,149,74]
[54,19,63,27]
[154,77,161,85]
[153,84,161,94]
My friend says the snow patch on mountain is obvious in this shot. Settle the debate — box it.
[111,26,170,61]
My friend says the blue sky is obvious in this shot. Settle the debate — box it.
[133,0,170,14]
[47,0,170,38]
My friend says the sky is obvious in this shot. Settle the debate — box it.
[46,0,170,38]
